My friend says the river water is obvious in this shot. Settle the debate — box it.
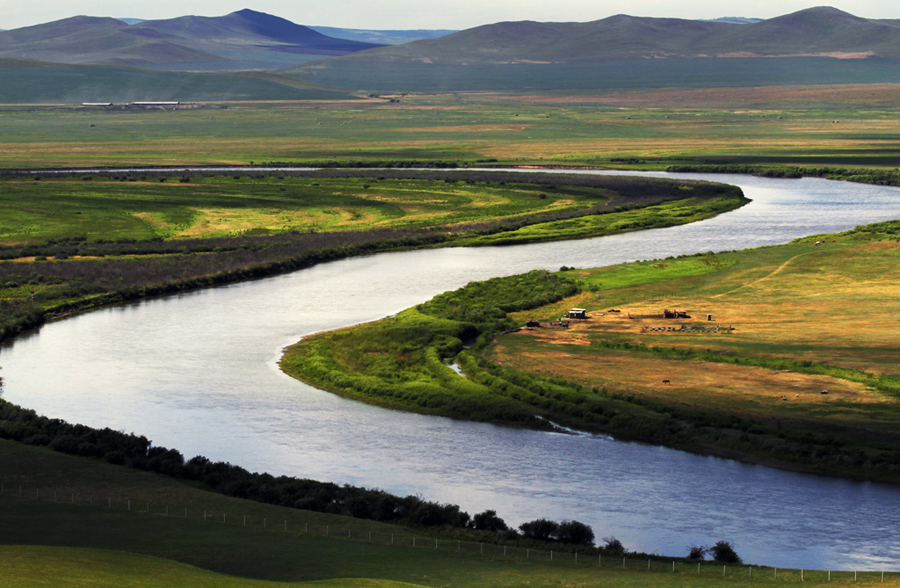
[2,172,900,569]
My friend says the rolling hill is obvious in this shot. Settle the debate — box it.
[0,58,358,103]
[0,9,383,70]
[309,7,900,65]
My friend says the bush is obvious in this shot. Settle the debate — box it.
[710,540,742,564]
[602,536,626,555]
[556,520,595,545]
[688,544,706,559]
[519,518,559,541]
[472,509,509,532]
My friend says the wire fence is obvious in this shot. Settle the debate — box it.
[1,480,895,583]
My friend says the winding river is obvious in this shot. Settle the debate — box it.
[3,172,900,570]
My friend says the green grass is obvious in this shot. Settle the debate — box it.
[2,440,895,587]
[8,441,884,588]
[4,89,900,169]
[280,224,900,483]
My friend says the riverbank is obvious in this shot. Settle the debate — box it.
[0,170,745,343]
[281,222,900,485]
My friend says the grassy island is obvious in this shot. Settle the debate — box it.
[281,221,900,484]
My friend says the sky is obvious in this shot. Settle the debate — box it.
[2,0,900,31]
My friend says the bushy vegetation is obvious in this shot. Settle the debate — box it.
[666,164,900,187]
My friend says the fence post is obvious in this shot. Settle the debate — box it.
[599,554,602,565]
[648,559,651,570]
[673,561,675,573]
[413,537,416,547]
[575,552,577,564]
[698,563,701,575]
[550,550,553,561]
[775,568,778,579]
[855,571,858,581]
[723,565,726,577]
[435,538,438,549]
[623,557,626,569]
[829,571,831,581]
[802,569,804,582]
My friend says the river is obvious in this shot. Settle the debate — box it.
[2,172,900,570]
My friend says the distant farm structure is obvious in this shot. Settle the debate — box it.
[80,102,188,110]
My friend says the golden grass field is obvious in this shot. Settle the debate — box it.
[499,237,900,434]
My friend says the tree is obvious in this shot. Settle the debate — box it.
[688,545,707,560]
[710,540,742,564]
[556,520,595,546]
[519,518,559,541]
[602,536,625,555]
[472,509,508,532]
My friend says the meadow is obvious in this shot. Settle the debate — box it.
[4,84,900,585]
[281,222,900,483]
[3,85,900,169]
[1,439,894,587]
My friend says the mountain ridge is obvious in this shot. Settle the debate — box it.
[0,9,384,70]
[322,7,900,65]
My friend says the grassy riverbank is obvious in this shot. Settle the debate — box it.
[281,221,900,483]
[0,170,745,342]
[1,440,895,587]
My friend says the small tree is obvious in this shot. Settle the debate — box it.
[688,545,707,560]
[556,520,595,546]
[472,509,509,532]
[519,518,559,541]
[602,536,625,555]
[710,540,742,564]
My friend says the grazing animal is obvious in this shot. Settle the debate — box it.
[662,379,671,385]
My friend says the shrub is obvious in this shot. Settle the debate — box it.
[602,536,626,555]
[710,540,742,564]
[556,520,595,545]
[519,518,559,541]
[472,509,509,532]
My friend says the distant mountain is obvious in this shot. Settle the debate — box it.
[116,18,146,25]
[702,17,763,24]
[0,9,384,70]
[308,26,457,45]
[320,7,900,65]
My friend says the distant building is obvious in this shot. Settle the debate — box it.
[567,308,587,319]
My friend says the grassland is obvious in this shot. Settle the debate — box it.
[0,170,744,343]
[281,222,900,483]
[1,439,895,587]
[4,85,900,169]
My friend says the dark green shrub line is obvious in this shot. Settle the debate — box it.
[666,163,900,187]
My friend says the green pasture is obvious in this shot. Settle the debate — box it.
[0,175,614,244]
[3,89,900,169]
[0,441,891,587]
[281,223,900,483]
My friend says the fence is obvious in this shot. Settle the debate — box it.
[0,480,895,583]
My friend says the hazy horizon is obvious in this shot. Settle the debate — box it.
[2,0,900,32]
